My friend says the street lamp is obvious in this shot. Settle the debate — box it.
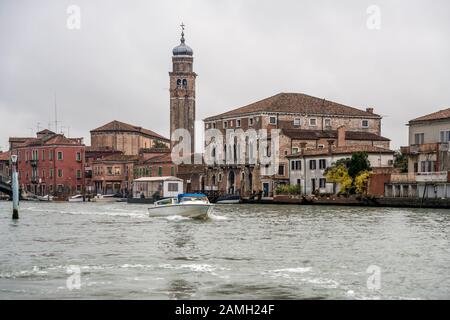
[11,154,19,219]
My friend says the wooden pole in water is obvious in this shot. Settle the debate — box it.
[11,155,19,219]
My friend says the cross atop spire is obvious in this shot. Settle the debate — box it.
[180,22,185,44]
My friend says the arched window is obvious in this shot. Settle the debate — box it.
[176,79,182,87]
[212,175,216,185]
[182,79,188,88]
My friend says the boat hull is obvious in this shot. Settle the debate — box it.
[148,204,212,219]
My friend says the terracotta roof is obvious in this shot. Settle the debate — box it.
[287,145,394,158]
[282,129,390,141]
[409,108,450,123]
[13,134,84,148]
[37,129,55,135]
[95,154,140,162]
[204,93,380,121]
[91,120,169,141]
[0,151,10,161]
[9,137,34,143]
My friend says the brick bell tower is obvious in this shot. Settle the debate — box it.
[169,23,196,155]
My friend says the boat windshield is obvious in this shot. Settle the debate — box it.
[155,198,177,206]
[179,196,209,203]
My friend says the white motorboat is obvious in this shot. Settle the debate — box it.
[37,194,54,202]
[68,194,84,202]
[148,194,213,219]
[91,194,119,203]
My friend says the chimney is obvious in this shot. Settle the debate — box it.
[366,107,374,114]
[337,126,346,147]
[327,139,335,156]
[300,142,307,154]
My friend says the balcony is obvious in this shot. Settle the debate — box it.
[415,171,449,183]
[30,159,38,167]
[406,143,449,155]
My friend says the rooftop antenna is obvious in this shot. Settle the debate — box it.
[36,122,41,133]
[54,92,58,134]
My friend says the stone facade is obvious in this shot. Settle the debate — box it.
[202,93,390,198]
[169,34,196,154]
[90,120,169,156]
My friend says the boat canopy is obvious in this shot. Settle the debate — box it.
[178,193,207,199]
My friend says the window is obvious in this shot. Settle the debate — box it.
[57,151,63,160]
[49,150,53,160]
[177,79,182,87]
[212,175,216,185]
[182,79,188,88]
[49,168,54,178]
[319,159,327,170]
[284,150,288,156]
[107,167,113,175]
[77,185,82,192]
[309,160,317,170]
[294,118,301,126]
[309,118,317,126]
[318,144,325,150]
[414,133,424,145]
[236,119,241,128]
[249,118,254,126]
[362,120,369,128]
[171,167,175,176]
[42,150,45,161]
[212,122,216,129]
[115,167,121,175]
[414,162,418,173]
[158,167,163,176]
[292,147,299,154]
[319,178,326,188]
[168,183,179,192]
[206,123,210,129]
[76,170,81,179]
[42,170,45,177]
[218,173,222,182]
[58,169,63,178]
[278,165,285,176]
[269,116,277,125]
[324,118,331,127]
[223,121,228,129]
[76,152,81,161]
[32,150,38,160]
[440,131,450,143]
[291,160,301,171]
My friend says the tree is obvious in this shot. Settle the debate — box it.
[394,151,408,173]
[325,164,353,195]
[348,152,371,178]
[354,171,370,195]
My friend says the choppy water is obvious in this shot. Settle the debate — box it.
[0,201,449,299]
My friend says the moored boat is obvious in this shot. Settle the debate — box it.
[68,194,84,202]
[148,194,213,219]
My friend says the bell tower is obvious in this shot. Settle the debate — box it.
[169,23,196,155]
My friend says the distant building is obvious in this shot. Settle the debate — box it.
[134,152,177,180]
[0,151,10,183]
[202,92,390,198]
[288,144,394,196]
[389,108,450,198]
[90,120,169,156]
[10,130,85,197]
[91,154,139,195]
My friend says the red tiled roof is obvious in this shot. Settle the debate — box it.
[91,120,169,141]
[204,93,380,121]
[287,145,394,158]
[13,134,84,148]
[282,129,390,141]
[0,151,10,161]
[95,154,140,162]
[409,108,450,123]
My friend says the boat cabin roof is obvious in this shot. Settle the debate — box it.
[133,176,183,183]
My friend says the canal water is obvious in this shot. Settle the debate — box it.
[0,201,448,299]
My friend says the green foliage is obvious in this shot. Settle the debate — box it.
[348,152,371,178]
[325,165,353,195]
[275,184,301,195]
[354,171,370,194]
[394,151,408,173]
[325,152,372,195]
[153,140,168,149]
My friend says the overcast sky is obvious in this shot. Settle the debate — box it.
[1,0,449,151]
